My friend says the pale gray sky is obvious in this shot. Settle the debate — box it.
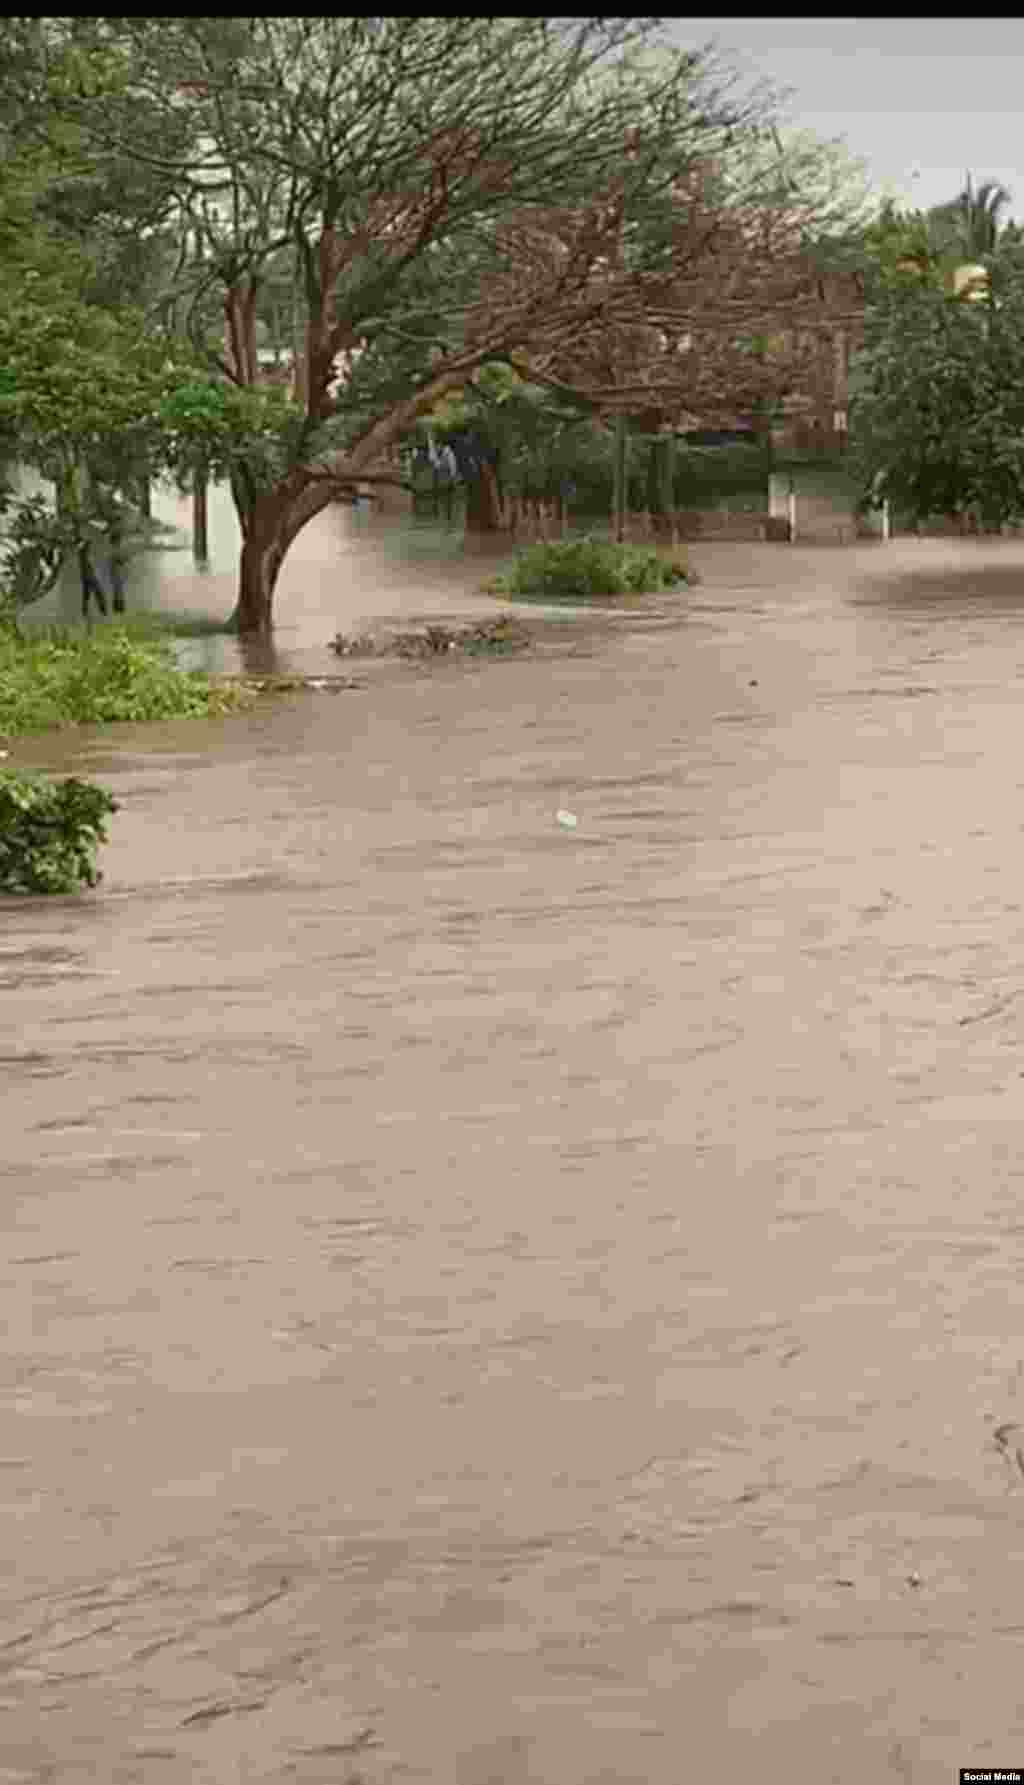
[665,17,1024,219]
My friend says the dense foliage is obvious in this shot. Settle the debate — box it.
[0,622,254,735]
[0,298,303,617]
[0,764,117,894]
[493,537,691,600]
[849,271,1024,529]
[411,360,783,522]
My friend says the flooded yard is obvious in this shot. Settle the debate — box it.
[6,516,1024,1781]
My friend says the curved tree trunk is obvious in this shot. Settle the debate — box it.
[224,348,471,635]
[234,529,288,635]
[227,473,339,635]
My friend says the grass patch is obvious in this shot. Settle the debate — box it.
[486,537,691,601]
[118,610,237,640]
[0,620,256,738]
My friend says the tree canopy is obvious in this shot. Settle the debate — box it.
[1,15,878,630]
[849,269,1024,531]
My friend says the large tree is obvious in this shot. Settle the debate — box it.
[849,268,1024,531]
[39,14,856,634]
[409,124,873,536]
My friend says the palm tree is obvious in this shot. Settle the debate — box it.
[927,173,1014,262]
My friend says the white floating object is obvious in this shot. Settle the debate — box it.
[556,809,578,829]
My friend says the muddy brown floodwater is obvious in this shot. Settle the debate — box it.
[8,524,1024,1782]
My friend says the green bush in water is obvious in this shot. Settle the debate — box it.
[0,623,252,736]
[493,536,690,599]
[0,766,118,894]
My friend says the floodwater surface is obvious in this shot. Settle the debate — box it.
[6,522,1024,1782]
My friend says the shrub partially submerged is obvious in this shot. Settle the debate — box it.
[488,537,691,601]
[0,623,255,737]
[0,766,118,895]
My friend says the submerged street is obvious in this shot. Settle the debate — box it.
[6,521,1024,1781]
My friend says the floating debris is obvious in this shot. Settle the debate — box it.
[328,632,380,658]
[958,991,1018,1028]
[211,673,365,696]
[556,810,578,830]
[330,618,532,661]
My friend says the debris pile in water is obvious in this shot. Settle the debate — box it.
[330,617,532,660]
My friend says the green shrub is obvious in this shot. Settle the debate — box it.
[0,622,253,737]
[0,766,118,895]
[491,536,690,600]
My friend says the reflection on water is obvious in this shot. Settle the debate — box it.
[9,533,1024,1780]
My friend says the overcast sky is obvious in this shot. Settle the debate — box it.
[664,17,1024,219]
